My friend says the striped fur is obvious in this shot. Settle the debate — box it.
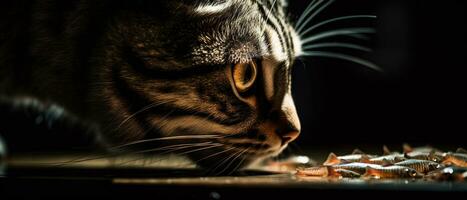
[0,0,301,170]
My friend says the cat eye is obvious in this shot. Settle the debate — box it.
[232,61,257,93]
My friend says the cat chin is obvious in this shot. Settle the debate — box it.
[186,151,264,173]
[187,146,286,174]
[249,146,288,166]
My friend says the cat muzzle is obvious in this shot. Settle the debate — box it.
[258,110,300,150]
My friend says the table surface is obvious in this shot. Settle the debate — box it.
[2,154,467,198]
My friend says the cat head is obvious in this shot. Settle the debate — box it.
[97,0,302,170]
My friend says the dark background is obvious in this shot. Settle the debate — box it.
[289,0,467,153]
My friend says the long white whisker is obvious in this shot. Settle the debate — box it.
[145,144,226,167]
[229,154,248,175]
[295,0,321,29]
[260,0,278,35]
[297,0,336,33]
[41,153,118,167]
[302,51,382,71]
[115,100,174,130]
[178,144,223,156]
[300,15,377,37]
[301,27,376,45]
[50,142,217,166]
[212,148,243,175]
[116,143,223,166]
[195,147,236,163]
[217,147,249,175]
[109,135,223,150]
[302,42,372,52]
[209,148,241,174]
[347,33,371,40]
[227,147,251,175]
[116,102,157,130]
[133,142,220,154]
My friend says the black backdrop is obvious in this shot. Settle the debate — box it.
[289,0,467,153]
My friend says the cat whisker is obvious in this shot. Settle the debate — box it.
[260,0,278,35]
[114,143,223,166]
[139,109,176,137]
[301,51,382,71]
[46,141,221,167]
[295,0,321,29]
[115,100,174,131]
[144,144,226,167]
[132,142,222,154]
[227,147,251,175]
[300,27,376,45]
[210,148,243,175]
[206,147,242,175]
[300,15,377,37]
[347,33,371,40]
[176,144,224,156]
[109,135,223,150]
[195,146,237,163]
[216,147,251,175]
[302,42,372,52]
[296,0,335,34]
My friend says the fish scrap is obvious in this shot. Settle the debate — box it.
[295,145,467,181]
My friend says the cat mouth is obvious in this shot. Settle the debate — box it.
[215,137,284,155]
[187,145,276,174]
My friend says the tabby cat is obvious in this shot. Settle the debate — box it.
[0,0,376,172]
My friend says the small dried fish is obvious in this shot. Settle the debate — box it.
[294,145,467,181]
[333,169,361,178]
[332,162,381,175]
[456,148,467,154]
[296,166,361,178]
[442,153,467,167]
[323,151,375,166]
[363,165,422,178]
[426,167,467,181]
[365,154,406,165]
[394,159,442,174]
[382,145,400,155]
[403,144,442,153]
[296,166,330,177]
[404,151,443,162]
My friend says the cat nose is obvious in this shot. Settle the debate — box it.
[276,93,301,145]
[273,110,300,145]
[258,94,301,146]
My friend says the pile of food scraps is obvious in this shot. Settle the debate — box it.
[295,145,467,181]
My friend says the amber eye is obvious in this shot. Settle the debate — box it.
[232,61,257,93]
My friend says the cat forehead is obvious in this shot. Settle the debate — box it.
[191,18,266,65]
[188,0,295,65]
